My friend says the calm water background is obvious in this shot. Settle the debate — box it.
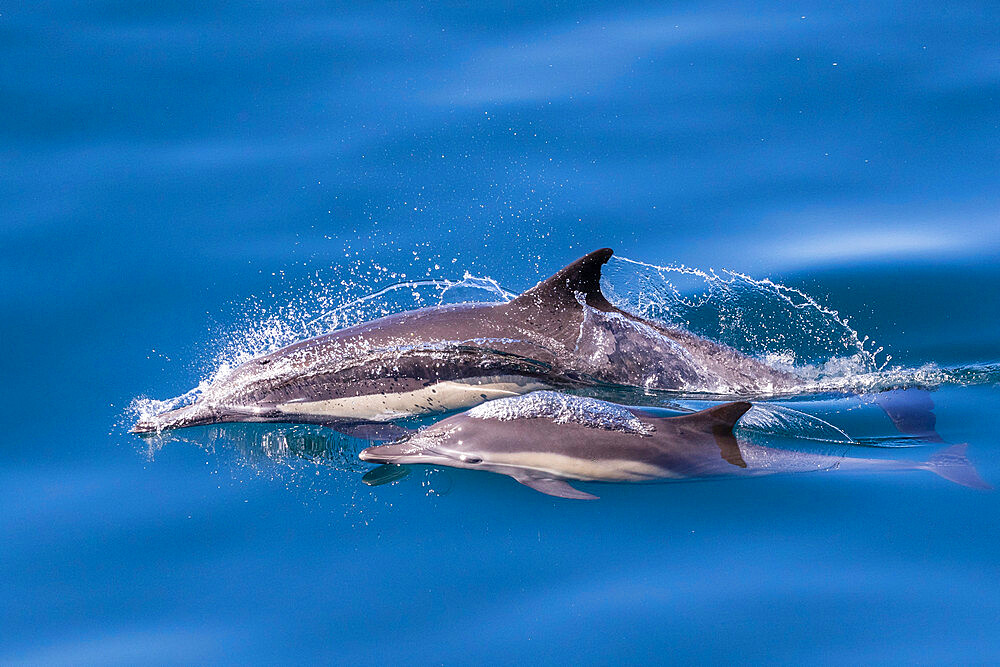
[3,1,1000,663]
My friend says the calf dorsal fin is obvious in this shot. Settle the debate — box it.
[508,248,615,312]
[696,401,753,430]
[669,401,752,468]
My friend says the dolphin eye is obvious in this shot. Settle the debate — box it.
[462,456,482,464]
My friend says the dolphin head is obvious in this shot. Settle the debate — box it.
[357,408,607,500]
[358,416,490,470]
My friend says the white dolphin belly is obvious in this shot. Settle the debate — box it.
[275,376,551,421]
[488,452,676,482]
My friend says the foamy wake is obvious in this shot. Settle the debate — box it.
[765,358,1000,396]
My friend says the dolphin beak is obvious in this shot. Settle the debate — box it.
[359,443,423,464]
[131,419,157,435]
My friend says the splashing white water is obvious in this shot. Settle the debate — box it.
[468,390,655,434]
[602,256,885,373]
[129,381,212,425]
[127,269,516,423]
[738,404,855,443]
[129,253,1000,428]
[212,271,514,379]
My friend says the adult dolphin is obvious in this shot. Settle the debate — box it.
[359,392,987,499]
[132,249,800,435]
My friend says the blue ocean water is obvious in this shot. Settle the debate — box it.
[3,1,1000,663]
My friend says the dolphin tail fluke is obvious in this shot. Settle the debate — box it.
[923,443,992,490]
[131,402,216,435]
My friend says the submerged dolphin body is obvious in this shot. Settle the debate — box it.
[134,249,797,435]
[359,392,988,499]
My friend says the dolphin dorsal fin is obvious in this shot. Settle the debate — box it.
[670,401,752,468]
[508,248,615,312]
[697,401,753,430]
[669,401,753,430]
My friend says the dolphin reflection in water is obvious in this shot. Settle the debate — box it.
[360,392,989,499]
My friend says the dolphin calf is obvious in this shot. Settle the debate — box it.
[134,248,798,434]
[359,391,987,499]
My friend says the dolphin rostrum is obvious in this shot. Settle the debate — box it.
[133,248,801,435]
[359,391,988,499]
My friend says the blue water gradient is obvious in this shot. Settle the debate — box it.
[3,0,999,663]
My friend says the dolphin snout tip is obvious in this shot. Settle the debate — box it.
[130,419,160,436]
[359,445,396,464]
[358,448,382,463]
